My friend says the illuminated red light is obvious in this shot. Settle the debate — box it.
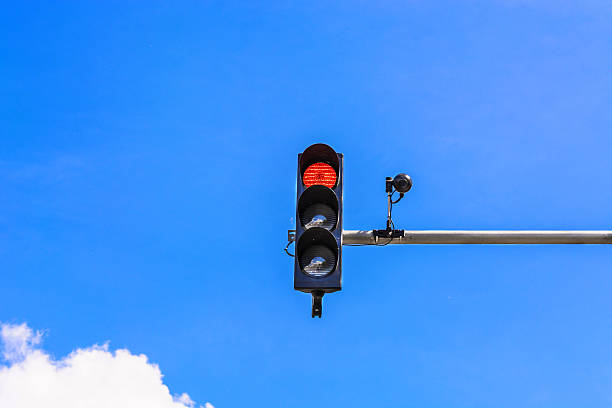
[303,162,337,188]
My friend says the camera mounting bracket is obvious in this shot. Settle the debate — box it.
[373,229,405,240]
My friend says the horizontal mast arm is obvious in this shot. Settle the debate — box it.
[342,230,612,245]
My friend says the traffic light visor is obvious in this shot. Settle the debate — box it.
[299,143,340,188]
[298,185,339,231]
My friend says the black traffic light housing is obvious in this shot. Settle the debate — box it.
[294,144,343,317]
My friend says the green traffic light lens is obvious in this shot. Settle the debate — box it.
[299,245,336,277]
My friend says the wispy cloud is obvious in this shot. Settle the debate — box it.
[0,322,213,408]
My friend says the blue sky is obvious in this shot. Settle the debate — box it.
[1,1,612,407]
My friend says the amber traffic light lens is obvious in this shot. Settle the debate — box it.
[301,203,337,230]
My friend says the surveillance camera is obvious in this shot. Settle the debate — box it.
[392,173,412,193]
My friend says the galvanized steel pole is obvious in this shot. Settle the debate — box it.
[343,230,612,245]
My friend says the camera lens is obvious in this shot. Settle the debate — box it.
[392,173,412,193]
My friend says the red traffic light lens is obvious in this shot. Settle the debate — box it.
[303,162,337,188]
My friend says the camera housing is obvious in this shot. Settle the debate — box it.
[392,173,412,193]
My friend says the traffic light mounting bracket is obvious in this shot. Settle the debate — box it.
[284,229,296,257]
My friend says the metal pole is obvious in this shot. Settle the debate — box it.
[343,230,612,245]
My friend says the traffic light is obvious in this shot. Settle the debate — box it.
[294,143,343,317]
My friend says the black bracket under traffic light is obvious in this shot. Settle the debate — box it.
[311,290,324,318]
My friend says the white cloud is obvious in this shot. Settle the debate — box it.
[0,323,43,363]
[0,322,214,408]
